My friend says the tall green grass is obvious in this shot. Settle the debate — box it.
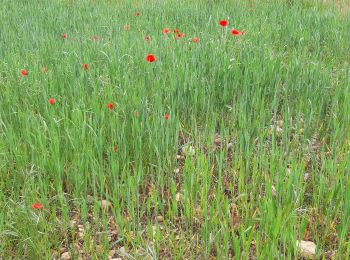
[0,0,349,258]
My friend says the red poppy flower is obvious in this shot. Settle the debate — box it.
[192,37,199,43]
[107,103,114,110]
[32,202,43,210]
[231,29,244,36]
[145,35,150,43]
[62,33,68,39]
[219,20,228,27]
[145,54,156,63]
[173,29,180,34]
[163,28,170,34]
[48,98,56,105]
[113,144,118,153]
[164,114,170,120]
[135,12,140,16]
[21,69,27,76]
[83,63,89,70]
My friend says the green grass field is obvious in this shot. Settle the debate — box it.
[0,0,349,259]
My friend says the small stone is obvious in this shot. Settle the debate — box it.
[227,142,233,150]
[117,246,127,256]
[60,252,71,260]
[174,168,180,174]
[175,193,183,202]
[156,215,164,222]
[101,200,112,210]
[77,225,84,237]
[296,240,316,259]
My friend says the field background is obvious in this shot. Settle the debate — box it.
[0,0,349,259]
